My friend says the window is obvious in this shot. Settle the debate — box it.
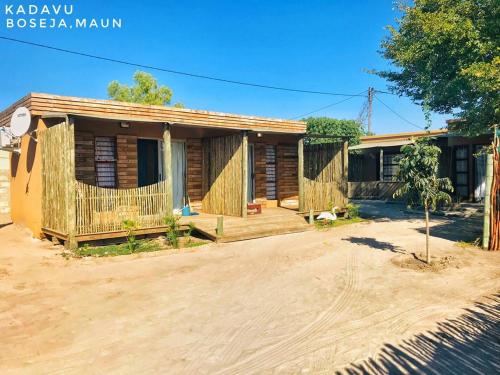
[95,136,117,188]
[455,146,468,197]
[383,153,401,182]
[265,145,277,199]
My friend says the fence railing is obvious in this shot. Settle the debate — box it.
[348,181,403,200]
[75,181,169,235]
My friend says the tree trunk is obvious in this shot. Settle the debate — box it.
[425,204,430,264]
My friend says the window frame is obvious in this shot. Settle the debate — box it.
[454,146,469,198]
[94,136,118,188]
[382,152,402,182]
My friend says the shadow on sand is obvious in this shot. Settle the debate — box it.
[342,236,405,254]
[337,294,500,374]
[415,218,482,243]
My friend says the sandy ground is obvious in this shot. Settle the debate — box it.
[0,202,499,374]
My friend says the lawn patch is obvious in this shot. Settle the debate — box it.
[73,236,209,258]
[314,216,366,230]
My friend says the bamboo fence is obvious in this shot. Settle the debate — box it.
[40,122,72,234]
[202,134,244,216]
[303,142,348,211]
[75,180,168,235]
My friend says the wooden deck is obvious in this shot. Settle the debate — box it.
[180,207,312,243]
[45,207,312,246]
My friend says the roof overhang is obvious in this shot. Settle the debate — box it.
[349,139,413,150]
[0,93,306,135]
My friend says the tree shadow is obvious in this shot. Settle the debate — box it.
[415,217,483,243]
[353,200,428,222]
[343,237,405,253]
[0,222,12,229]
[337,294,500,374]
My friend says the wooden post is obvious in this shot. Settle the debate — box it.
[241,131,248,218]
[216,215,224,236]
[298,137,305,212]
[66,116,77,250]
[367,87,374,134]
[309,209,314,224]
[343,140,349,203]
[163,124,173,216]
[483,153,493,249]
[379,148,384,182]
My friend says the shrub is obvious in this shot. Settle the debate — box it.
[165,215,181,249]
[346,203,359,219]
[183,222,196,244]
[122,219,139,252]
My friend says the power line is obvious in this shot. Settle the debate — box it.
[374,94,424,130]
[290,90,367,120]
[0,36,368,98]
[374,89,398,95]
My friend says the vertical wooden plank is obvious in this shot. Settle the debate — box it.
[343,140,349,204]
[216,215,224,236]
[298,137,305,212]
[163,124,173,216]
[241,131,248,218]
[379,148,384,182]
[66,117,77,249]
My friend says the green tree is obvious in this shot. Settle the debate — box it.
[108,71,183,107]
[376,0,500,135]
[394,138,454,264]
[305,117,365,146]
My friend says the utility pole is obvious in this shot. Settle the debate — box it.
[367,87,374,134]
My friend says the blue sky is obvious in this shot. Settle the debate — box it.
[0,0,451,134]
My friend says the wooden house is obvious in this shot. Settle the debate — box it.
[348,129,492,201]
[0,93,349,247]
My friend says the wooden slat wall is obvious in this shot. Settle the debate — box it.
[186,138,202,210]
[75,180,168,235]
[277,144,299,203]
[40,122,72,234]
[254,143,267,204]
[303,143,348,211]
[1,93,306,133]
[348,181,403,199]
[117,135,138,188]
[75,132,96,185]
[202,134,243,216]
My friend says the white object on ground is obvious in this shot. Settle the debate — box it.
[317,211,337,221]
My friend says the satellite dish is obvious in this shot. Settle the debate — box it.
[10,107,31,137]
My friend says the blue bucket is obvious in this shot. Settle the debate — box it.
[181,205,191,216]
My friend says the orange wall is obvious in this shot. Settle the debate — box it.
[9,117,46,237]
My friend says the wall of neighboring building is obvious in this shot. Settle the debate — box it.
[0,150,10,215]
[348,150,378,182]
[9,117,47,237]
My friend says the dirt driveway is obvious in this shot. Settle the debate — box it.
[0,202,499,374]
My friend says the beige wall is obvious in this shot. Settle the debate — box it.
[0,150,10,215]
[9,117,46,237]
